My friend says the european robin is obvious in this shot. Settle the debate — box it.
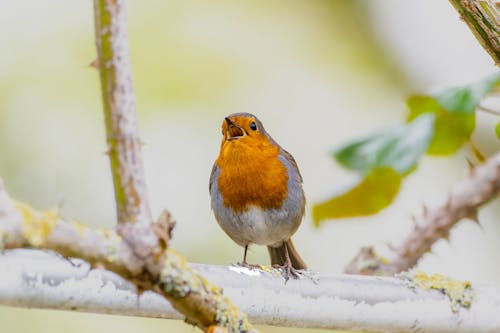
[209,113,307,279]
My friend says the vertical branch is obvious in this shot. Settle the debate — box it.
[94,0,150,226]
[94,0,159,260]
[91,2,258,331]
[448,0,500,66]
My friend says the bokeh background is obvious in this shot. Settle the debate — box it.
[1,1,499,332]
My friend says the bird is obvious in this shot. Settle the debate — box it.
[209,112,307,279]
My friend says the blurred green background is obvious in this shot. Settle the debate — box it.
[1,1,499,332]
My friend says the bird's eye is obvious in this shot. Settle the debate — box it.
[249,122,257,131]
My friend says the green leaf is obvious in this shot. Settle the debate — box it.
[407,98,474,155]
[316,113,433,223]
[312,74,500,224]
[428,111,475,155]
[407,95,441,116]
[312,167,401,226]
[334,113,435,175]
[436,73,500,114]
[407,73,500,155]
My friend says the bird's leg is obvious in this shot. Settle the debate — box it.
[242,245,249,265]
[276,242,301,281]
[237,245,261,270]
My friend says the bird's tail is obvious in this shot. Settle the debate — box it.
[267,238,307,269]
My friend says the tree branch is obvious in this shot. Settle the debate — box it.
[94,0,161,264]
[91,1,256,331]
[94,0,150,226]
[448,0,500,66]
[0,179,257,333]
[2,249,500,332]
[345,151,500,275]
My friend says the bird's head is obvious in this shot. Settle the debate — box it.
[221,113,269,144]
[218,112,281,162]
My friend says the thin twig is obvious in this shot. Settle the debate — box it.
[345,151,500,275]
[478,104,500,116]
[94,0,151,227]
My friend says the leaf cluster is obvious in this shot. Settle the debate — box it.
[313,73,500,225]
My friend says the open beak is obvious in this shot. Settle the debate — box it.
[225,117,245,140]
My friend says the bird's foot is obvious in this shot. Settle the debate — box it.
[235,262,263,270]
[273,263,303,282]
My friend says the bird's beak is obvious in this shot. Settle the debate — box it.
[225,117,245,140]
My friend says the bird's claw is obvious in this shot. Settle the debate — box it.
[236,262,263,270]
[272,264,303,282]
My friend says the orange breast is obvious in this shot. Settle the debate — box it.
[216,139,288,212]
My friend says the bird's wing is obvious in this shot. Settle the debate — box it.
[209,163,219,192]
[279,148,303,183]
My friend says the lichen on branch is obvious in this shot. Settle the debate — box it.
[0,179,257,333]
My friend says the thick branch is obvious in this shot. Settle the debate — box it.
[2,249,500,332]
[346,151,500,275]
[448,0,500,66]
[0,180,256,333]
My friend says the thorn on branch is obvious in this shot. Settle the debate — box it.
[103,145,112,155]
[465,157,476,175]
[445,195,452,211]
[442,233,450,242]
[89,58,99,70]
[422,205,428,218]
[411,215,420,231]
[466,208,480,225]
[153,209,176,250]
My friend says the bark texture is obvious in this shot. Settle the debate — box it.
[0,179,257,333]
[448,0,500,66]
